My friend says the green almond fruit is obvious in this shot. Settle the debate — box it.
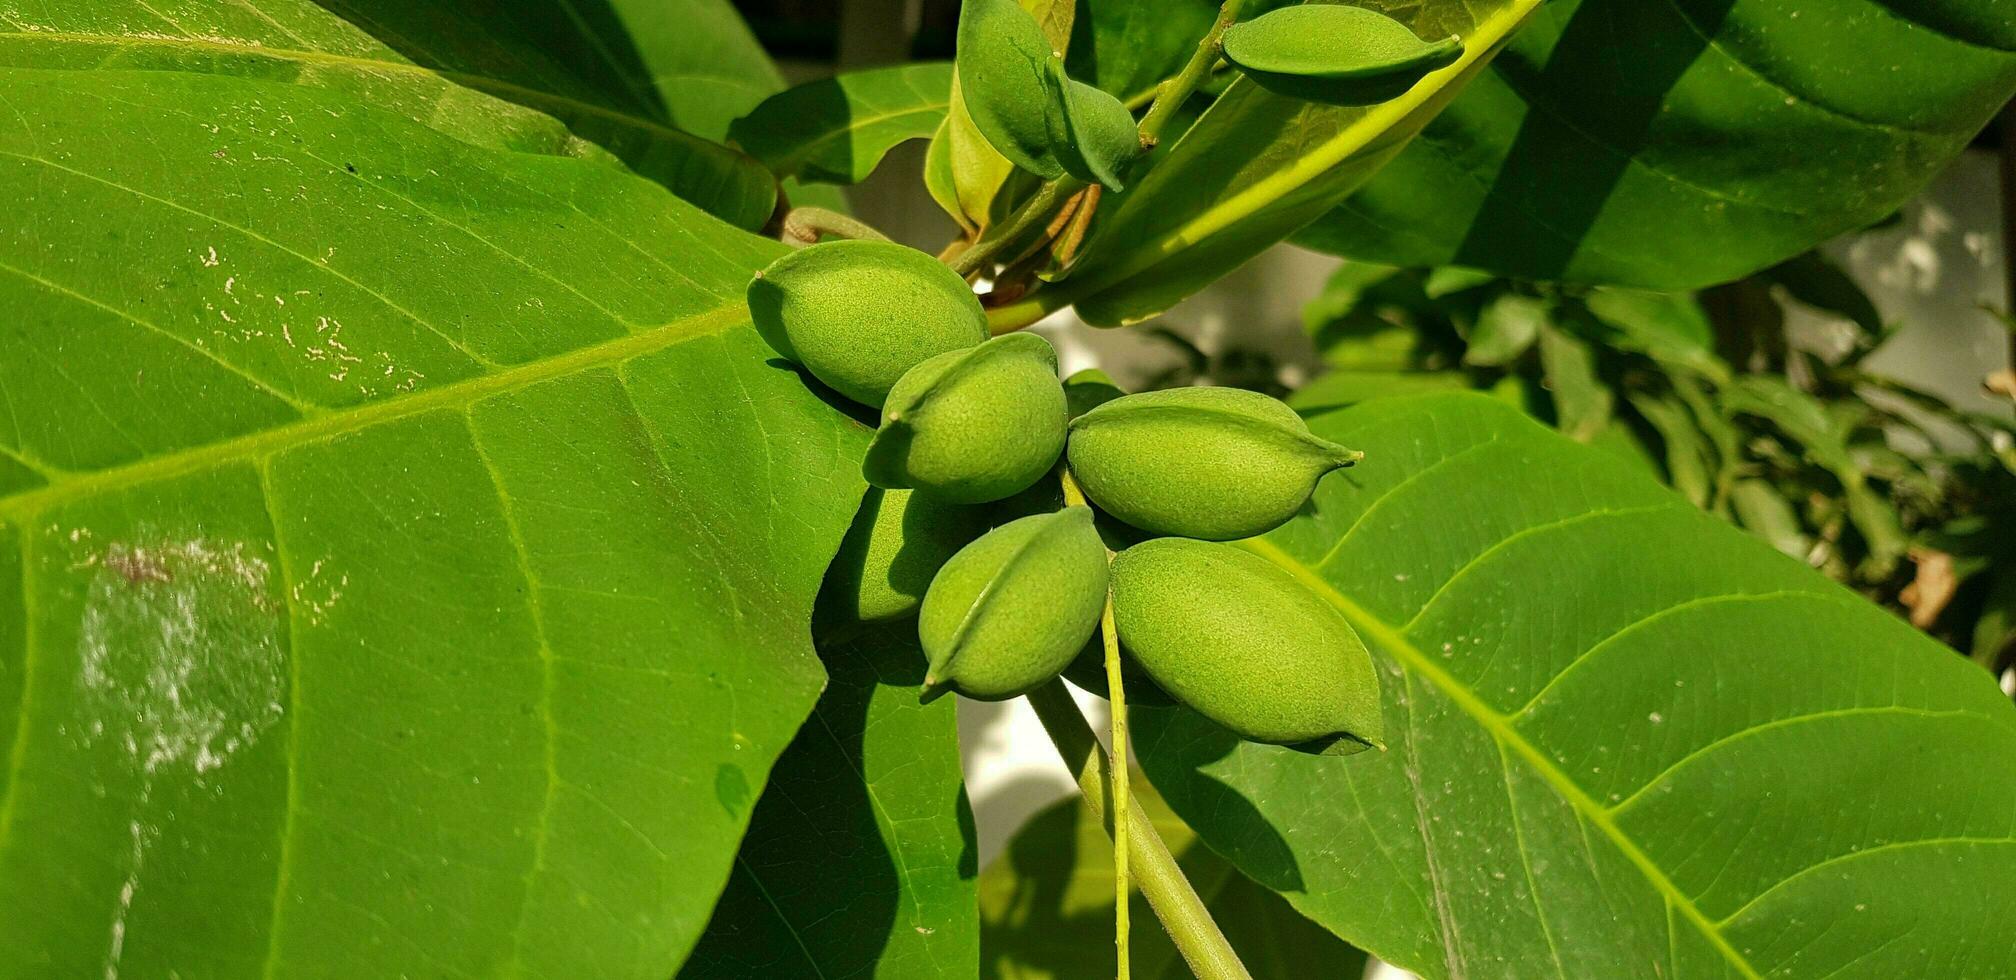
[1221,6,1463,107]
[919,508,1111,702]
[956,0,1067,180]
[1066,386,1361,540]
[817,487,994,625]
[748,240,988,408]
[1045,59,1139,191]
[866,333,1068,503]
[1111,538,1382,754]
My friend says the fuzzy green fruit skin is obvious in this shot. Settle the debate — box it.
[1111,538,1382,753]
[1066,387,1360,540]
[1221,5,1463,108]
[919,508,1109,702]
[866,333,1068,504]
[747,240,988,408]
[817,488,993,625]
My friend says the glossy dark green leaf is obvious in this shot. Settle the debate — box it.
[1064,0,1221,102]
[1222,4,1463,107]
[980,778,1366,979]
[1065,1,1540,326]
[571,0,793,145]
[730,63,954,184]
[0,17,870,979]
[1138,393,2016,978]
[0,1,783,229]
[1299,0,2016,289]
[682,623,977,978]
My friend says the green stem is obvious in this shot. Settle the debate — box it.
[1135,0,1245,150]
[1026,682,1253,980]
[1099,593,1131,980]
[1061,469,1131,979]
[779,206,890,246]
[950,177,1086,279]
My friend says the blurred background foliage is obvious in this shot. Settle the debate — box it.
[1288,245,2016,673]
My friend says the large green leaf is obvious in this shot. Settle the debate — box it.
[981,777,1367,979]
[1063,0,1542,326]
[0,40,871,980]
[1298,0,2016,289]
[542,0,790,146]
[0,0,779,228]
[1064,0,1221,102]
[1137,393,2016,978]
[682,623,978,977]
[731,64,954,185]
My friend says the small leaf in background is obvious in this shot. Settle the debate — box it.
[683,623,977,977]
[1722,377,1851,470]
[730,63,954,184]
[1729,478,1813,559]
[1628,392,1715,508]
[1464,292,1547,366]
[1583,288,1729,383]
[1720,378,1909,574]
[957,0,1072,179]
[1303,265,1463,372]
[979,779,1367,979]
[1421,265,1500,299]
[1221,4,1463,107]
[1536,322,1612,441]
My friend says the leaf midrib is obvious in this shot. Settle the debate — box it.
[1239,535,1767,980]
[0,302,748,523]
[0,30,729,155]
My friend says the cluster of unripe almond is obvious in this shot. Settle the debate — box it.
[750,241,1384,756]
